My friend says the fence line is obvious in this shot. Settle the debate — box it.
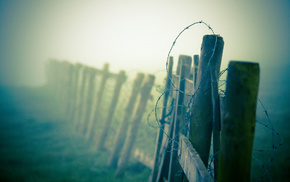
[46,60,156,178]
[45,33,282,181]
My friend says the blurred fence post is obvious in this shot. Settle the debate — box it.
[115,74,155,178]
[79,67,99,134]
[69,63,83,122]
[149,57,173,182]
[86,63,110,141]
[97,70,127,150]
[168,55,192,182]
[74,66,90,128]
[65,63,75,115]
[218,61,260,182]
[107,73,145,168]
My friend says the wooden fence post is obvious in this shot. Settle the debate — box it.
[209,36,224,179]
[149,57,173,182]
[97,70,127,150]
[74,66,90,128]
[56,61,65,98]
[193,55,199,88]
[69,63,83,122]
[79,67,99,134]
[66,63,77,115]
[189,35,224,167]
[115,74,155,178]
[155,56,180,182]
[168,55,192,182]
[61,61,72,107]
[86,63,110,141]
[65,63,75,115]
[56,61,65,101]
[107,73,145,168]
[218,61,259,182]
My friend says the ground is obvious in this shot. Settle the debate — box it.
[0,85,289,181]
[0,86,150,182]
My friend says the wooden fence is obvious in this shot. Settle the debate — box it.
[148,35,260,182]
[45,34,260,181]
[45,60,156,177]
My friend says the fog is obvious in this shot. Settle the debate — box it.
[0,1,289,180]
[0,0,289,88]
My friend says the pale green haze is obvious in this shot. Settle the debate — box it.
[0,0,289,181]
[0,0,289,87]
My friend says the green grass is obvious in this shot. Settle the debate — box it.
[0,86,151,182]
[0,84,288,182]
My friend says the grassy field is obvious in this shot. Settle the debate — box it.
[0,86,151,182]
[0,83,289,181]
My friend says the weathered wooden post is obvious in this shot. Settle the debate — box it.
[86,63,110,141]
[189,35,224,168]
[56,61,65,100]
[80,68,101,134]
[149,57,173,182]
[168,55,192,182]
[69,63,83,122]
[154,56,180,182]
[61,61,72,107]
[115,74,155,178]
[193,55,199,88]
[97,70,127,150]
[56,61,65,98]
[65,63,75,115]
[107,73,145,168]
[79,67,99,134]
[66,63,76,115]
[209,36,224,179]
[218,61,260,182]
[74,66,90,128]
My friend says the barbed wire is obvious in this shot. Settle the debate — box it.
[146,20,283,181]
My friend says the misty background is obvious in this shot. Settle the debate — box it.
[0,0,289,180]
[0,0,289,85]
[1,0,289,118]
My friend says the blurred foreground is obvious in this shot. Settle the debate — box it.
[0,86,150,182]
[0,84,289,181]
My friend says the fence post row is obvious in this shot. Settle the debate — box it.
[168,55,192,182]
[97,70,127,150]
[79,67,99,134]
[74,65,90,127]
[115,74,155,178]
[46,33,260,181]
[86,63,110,142]
[67,63,81,117]
[47,61,157,176]
[149,56,173,182]
[70,64,84,122]
[107,73,145,168]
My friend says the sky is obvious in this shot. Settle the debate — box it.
[0,0,289,87]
